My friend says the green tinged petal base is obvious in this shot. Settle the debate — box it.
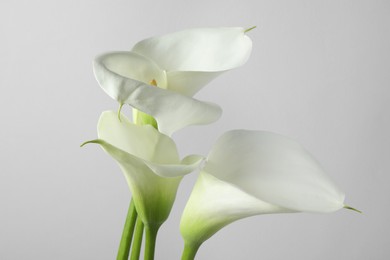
[83,111,204,227]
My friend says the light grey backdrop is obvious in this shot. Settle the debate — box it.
[1,0,389,259]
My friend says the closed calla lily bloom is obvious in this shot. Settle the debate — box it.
[93,27,252,136]
[83,111,203,227]
[180,130,346,257]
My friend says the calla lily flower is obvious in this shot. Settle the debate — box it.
[83,111,203,227]
[180,130,346,253]
[93,27,252,136]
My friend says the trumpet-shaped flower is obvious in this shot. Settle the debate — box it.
[93,27,252,136]
[180,130,345,251]
[83,111,203,227]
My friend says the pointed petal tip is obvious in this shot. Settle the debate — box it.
[244,26,257,33]
[117,103,124,122]
[344,205,362,214]
[80,139,102,148]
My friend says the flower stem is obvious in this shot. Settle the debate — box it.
[144,225,159,260]
[130,218,144,260]
[181,243,200,260]
[117,199,137,260]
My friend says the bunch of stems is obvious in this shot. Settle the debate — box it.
[116,200,159,260]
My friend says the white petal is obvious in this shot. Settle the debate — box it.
[133,27,252,71]
[132,27,252,95]
[94,55,222,135]
[165,71,223,96]
[145,155,204,178]
[96,111,204,177]
[93,51,167,103]
[97,111,179,163]
[204,130,345,213]
[126,85,222,136]
[180,171,292,245]
[84,138,182,225]
[85,139,202,179]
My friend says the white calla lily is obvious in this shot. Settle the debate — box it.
[180,130,345,253]
[83,111,203,227]
[93,27,252,135]
[132,27,253,96]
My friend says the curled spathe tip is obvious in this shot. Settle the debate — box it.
[244,26,257,33]
[80,139,102,148]
[344,205,362,214]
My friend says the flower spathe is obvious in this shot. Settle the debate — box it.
[132,27,252,96]
[180,130,345,247]
[83,111,203,227]
[93,27,252,136]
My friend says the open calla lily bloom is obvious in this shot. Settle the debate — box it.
[180,130,345,250]
[131,27,252,96]
[83,111,203,227]
[93,27,252,136]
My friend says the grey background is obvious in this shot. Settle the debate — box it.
[1,0,389,259]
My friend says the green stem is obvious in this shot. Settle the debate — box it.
[181,243,200,260]
[144,225,159,260]
[130,218,144,260]
[117,199,137,260]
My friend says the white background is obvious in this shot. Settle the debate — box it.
[1,0,389,259]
